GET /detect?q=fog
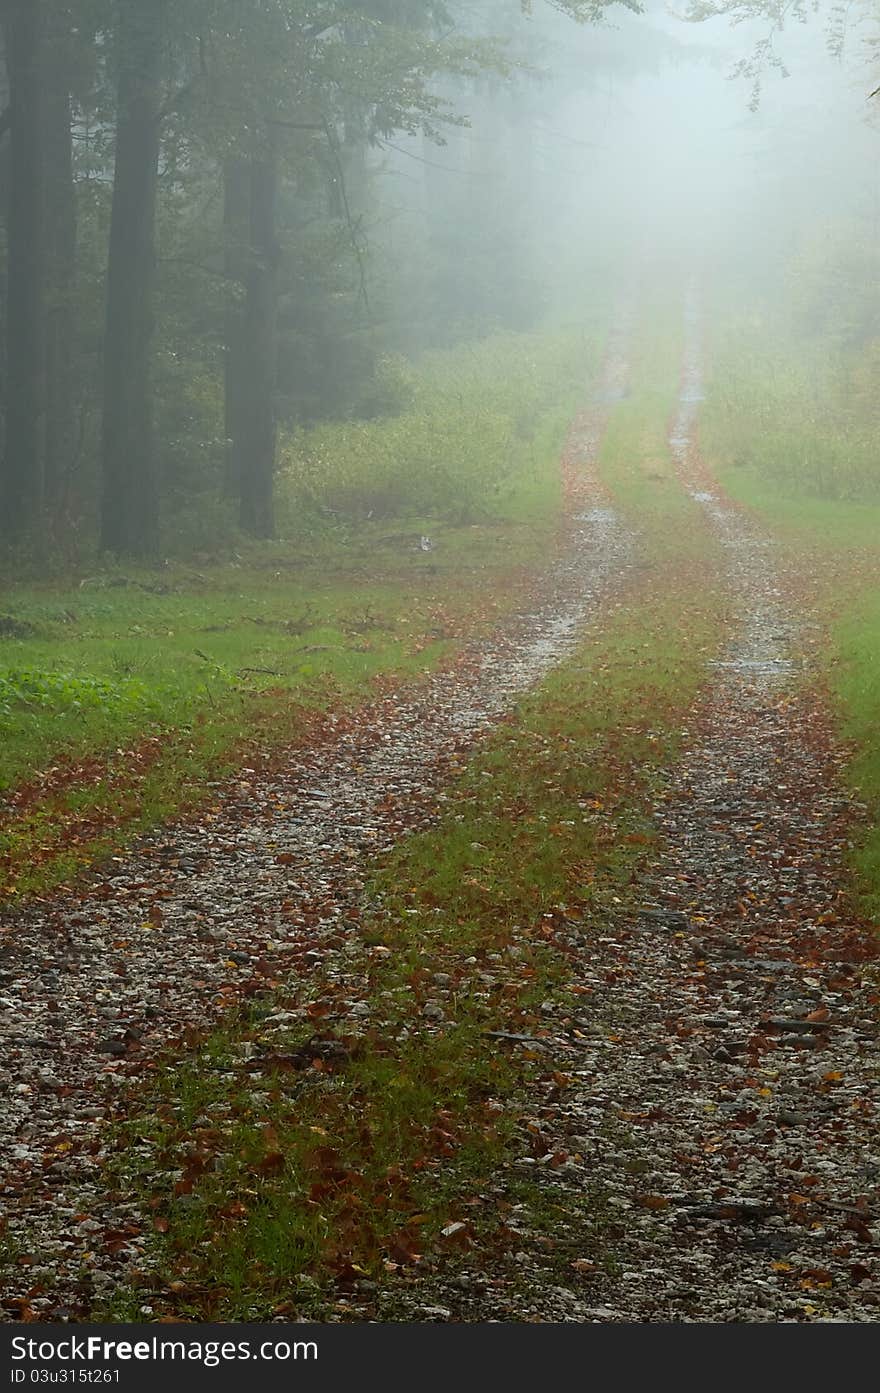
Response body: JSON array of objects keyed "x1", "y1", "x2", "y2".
[
  {"x1": 375, "y1": 1, "x2": 880, "y2": 337},
  {"x1": 2, "y1": 0, "x2": 878, "y2": 546}
]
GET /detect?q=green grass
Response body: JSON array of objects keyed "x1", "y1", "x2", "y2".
[
  {"x1": 89, "y1": 319, "x2": 729, "y2": 1323},
  {"x1": 827, "y1": 594, "x2": 880, "y2": 920},
  {"x1": 0, "y1": 574, "x2": 439, "y2": 790},
  {"x1": 701, "y1": 320, "x2": 880, "y2": 506},
  {"x1": 716, "y1": 468, "x2": 880, "y2": 552},
  {"x1": 702, "y1": 324, "x2": 880, "y2": 551},
  {"x1": 0, "y1": 568, "x2": 452, "y2": 898}
]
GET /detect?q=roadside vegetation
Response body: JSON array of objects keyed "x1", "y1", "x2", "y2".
[{"x1": 281, "y1": 331, "x2": 593, "y2": 528}]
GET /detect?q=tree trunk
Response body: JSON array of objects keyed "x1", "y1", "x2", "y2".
[
  {"x1": 236, "y1": 150, "x2": 278, "y2": 539},
  {"x1": 43, "y1": 6, "x2": 76, "y2": 511},
  {"x1": 1, "y1": 0, "x2": 45, "y2": 541},
  {"x1": 223, "y1": 157, "x2": 250, "y2": 499},
  {"x1": 0, "y1": 43, "x2": 11, "y2": 479},
  {"x1": 327, "y1": 110, "x2": 368, "y2": 224},
  {"x1": 99, "y1": 0, "x2": 165, "y2": 556}
]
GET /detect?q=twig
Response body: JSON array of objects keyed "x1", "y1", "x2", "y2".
[{"x1": 484, "y1": 1031, "x2": 551, "y2": 1048}]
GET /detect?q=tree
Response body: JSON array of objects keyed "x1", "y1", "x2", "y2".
[
  {"x1": 222, "y1": 156, "x2": 250, "y2": 499},
  {"x1": 683, "y1": 0, "x2": 880, "y2": 108},
  {"x1": 215, "y1": 0, "x2": 503, "y2": 537},
  {"x1": 0, "y1": 0, "x2": 643, "y2": 557},
  {"x1": 99, "y1": 0, "x2": 167, "y2": 556},
  {"x1": 44, "y1": 2, "x2": 77, "y2": 512},
  {"x1": 235, "y1": 144, "x2": 279, "y2": 538},
  {"x1": 0, "y1": 0, "x2": 46, "y2": 540}
]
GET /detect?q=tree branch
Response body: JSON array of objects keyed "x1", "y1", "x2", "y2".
[{"x1": 322, "y1": 118, "x2": 372, "y2": 320}]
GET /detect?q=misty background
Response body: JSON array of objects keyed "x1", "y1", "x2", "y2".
[
  {"x1": 378, "y1": 4, "x2": 880, "y2": 336},
  {"x1": 0, "y1": 0, "x2": 878, "y2": 558}
]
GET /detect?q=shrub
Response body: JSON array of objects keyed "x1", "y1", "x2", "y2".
[{"x1": 0, "y1": 669, "x2": 149, "y2": 724}]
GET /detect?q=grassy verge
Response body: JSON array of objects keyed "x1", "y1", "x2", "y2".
[
  {"x1": 0, "y1": 328, "x2": 596, "y2": 902},
  {"x1": 87, "y1": 322, "x2": 728, "y2": 1323},
  {"x1": 833, "y1": 598, "x2": 880, "y2": 919},
  {"x1": 0, "y1": 568, "x2": 466, "y2": 901}
]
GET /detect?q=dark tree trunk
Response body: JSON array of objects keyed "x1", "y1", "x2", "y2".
[
  {"x1": 1, "y1": 0, "x2": 45, "y2": 541},
  {"x1": 236, "y1": 150, "x2": 278, "y2": 540},
  {"x1": 328, "y1": 122, "x2": 368, "y2": 223},
  {"x1": 223, "y1": 157, "x2": 250, "y2": 499},
  {"x1": 99, "y1": 0, "x2": 165, "y2": 556},
  {"x1": 43, "y1": 6, "x2": 76, "y2": 510},
  {"x1": 0, "y1": 47, "x2": 10, "y2": 478}
]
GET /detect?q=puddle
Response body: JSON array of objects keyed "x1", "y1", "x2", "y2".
[{"x1": 712, "y1": 658, "x2": 795, "y2": 672}]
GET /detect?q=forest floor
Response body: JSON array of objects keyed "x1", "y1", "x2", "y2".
[{"x1": 2, "y1": 294, "x2": 879, "y2": 1323}]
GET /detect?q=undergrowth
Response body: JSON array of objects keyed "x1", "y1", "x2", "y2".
[{"x1": 280, "y1": 330, "x2": 595, "y2": 526}]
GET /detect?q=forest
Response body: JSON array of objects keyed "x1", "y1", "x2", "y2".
[
  {"x1": 3, "y1": 0, "x2": 880, "y2": 1341},
  {"x1": 0, "y1": 0, "x2": 636, "y2": 558}
]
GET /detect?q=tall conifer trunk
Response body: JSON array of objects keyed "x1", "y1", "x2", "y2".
[
  {"x1": 223, "y1": 157, "x2": 250, "y2": 499},
  {"x1": 235, "y1": 147, "x2": 278, "y2": 539},
  {"x1": 44, "y1": 4, "x2": 76, "y2": 510},
  {"x1": 1, "y1": 0, "x2": 45, "y2": 540},
  {"x1": 99, "y1": 0, "x2": 165, "y2": 555}
]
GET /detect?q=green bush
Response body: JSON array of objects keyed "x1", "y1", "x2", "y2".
[{"x1": 0, "y1": 669, "x2": 149, "y2": 723}]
